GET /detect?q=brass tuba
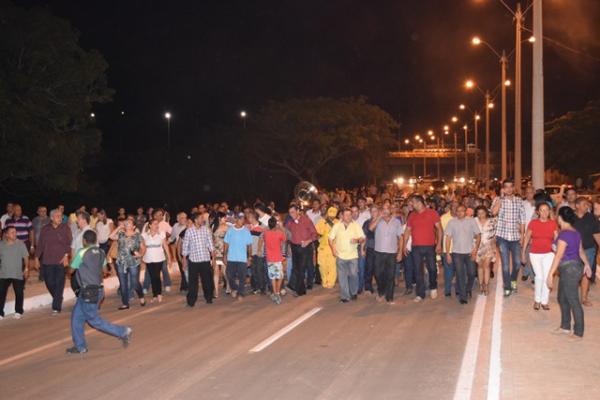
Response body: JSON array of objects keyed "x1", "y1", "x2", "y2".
[{"x1": 294, "y1": 181, "x2": 318, "y2": 208}]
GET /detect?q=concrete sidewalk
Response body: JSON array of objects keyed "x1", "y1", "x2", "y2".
[
  {"x1": 499, "y1": 279, "x2": 600, "y2": 400},
  {"x1": 3, "y1": 266, "x2": 183, "y2": 316}
]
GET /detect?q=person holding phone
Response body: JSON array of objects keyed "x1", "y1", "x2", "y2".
[{"x1": 110, "y1": 217, "x2": 146, "y2": 309}]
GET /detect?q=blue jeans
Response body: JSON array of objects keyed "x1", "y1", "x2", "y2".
[
  {"x1": 496, "y1": 237, "x2": 522, "y2": 290},
  {"x1": 227, "y1": 261, "x2": 247, "y2": 296},
  {"x1": 143, "y1": 261, "x2": 172, "y2": 290},
  {"x1": 117, "y1": 263, "x2": 143, "y2": 306},
  {"x1": 403, "y1": 251, "x2": 416, "y2": 290},
  {"x1": 451, "y1": 253, "x2": 476, "y2": 301},
  {"x1": 336, "y1": 258, "x2": 358, "y2": 300},
  {"x1": 584, "y1": 247, "x2": 597, "y2": 283},
  {"x1": 442, "y1": 253, "x2": 455, "y2": 296},
  {"x1": 411, "y1": 246, "x2": 438, "y2": 298},
  {"x1": 71, "y1": 289, "x2": 128, "y2": 351},
  {"x1": 358, "y1": 253, "x2": 366, "y2": 292}
]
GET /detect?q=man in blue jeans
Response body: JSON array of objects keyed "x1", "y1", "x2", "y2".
[
  {"x1": 403, "y1": 195, "x2": 443, "y2": 302},
  {"x1": 67, "y1": 230, "x2": 132, "y2": 354},
  {"x1": 223, "y1": 213, "x2": 253, "y2": 300},
  {"x1": 573, "y1": 197, "x2": 600, "y2": 306},
  {"x1": 492, "y1": 179, "x2": 526, "y2": 297}
]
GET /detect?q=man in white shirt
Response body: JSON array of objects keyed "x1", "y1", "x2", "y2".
[
  {"x1": 0, "y1": 203, "x2": 14, "y2": 230},
  {"x1": 71, "y1": 212, "x2": 94, "y2": 258},
  {"x1": 305, "y1": 199, "x2": 323, "y2": 226}
]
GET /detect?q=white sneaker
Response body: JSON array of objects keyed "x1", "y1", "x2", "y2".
[
  {"x1": 143, "y1": 288, "x2": 148, "y2": 295},
  {"x1": 414, "y1": 296, "x2": 423, "y2": 303},
  {"x1": 0, "y1": 315, "x2": 4, "y2": 320},
  {"x1": 14, "y1": 313, "x2": 22, "y2": 319},
  {"x1": 165, "y1": 286, "x2": 171, "y2": 293},
  {"x1": 430, "y1": 289, "x2": 438, "y2": 299}
]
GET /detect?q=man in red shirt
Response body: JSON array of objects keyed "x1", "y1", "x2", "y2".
[
  {"x1": 260, "y1": 217, "x2": 287, "y2": 304},
  {"x1": 403, "y1": 195, "x2": 443, "y2": 302},
  {"x1": 285, "y1": 205, "x2": 317, "y2": 296}
]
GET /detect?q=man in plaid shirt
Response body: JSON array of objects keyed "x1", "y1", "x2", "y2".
[
  {"x1": 492, "y1": 179, "x2": 526, "y2": 297},
  {"x1": 182, "y1": 213, "x2": 215, "y2": 306}
]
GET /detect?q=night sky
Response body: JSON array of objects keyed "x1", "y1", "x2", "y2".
[{"x1": 15, "y1": 0, "x2": 600, "y2": 163}]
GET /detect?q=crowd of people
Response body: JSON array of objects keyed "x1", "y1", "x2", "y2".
[{"x1": 0, "y1": 180, "x2": 598, "y2": 352}]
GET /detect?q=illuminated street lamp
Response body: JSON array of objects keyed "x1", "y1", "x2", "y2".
[
  {"x1": 451, "y1": 116, "x2": 458, "y2": 123},
  {"x1": 240, "y1": 110, "x2": 247, "y2": 128},
  {"x1": 90, "y1": 112, "x2": 95, "y2": 118},
  {"x1": 164, "y1": 112, "x2": 172, "y2": 151}
]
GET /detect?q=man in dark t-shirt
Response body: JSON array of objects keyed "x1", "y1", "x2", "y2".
[
  {"x1": 573, "y1": 197, "x2": 600, "y2": 306},
  {"x1": 66, "y1": 230, "x2": 133, "y2": 354}
]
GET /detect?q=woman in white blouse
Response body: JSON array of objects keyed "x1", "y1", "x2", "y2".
[{"x1": 141, "y1": 220, "x2": 172, "y2": 303}]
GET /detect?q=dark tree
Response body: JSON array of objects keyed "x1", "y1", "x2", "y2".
[
  {"x1": 545, "y1": 99, "x2": 600, "y2": 178},
  {"x1": 0, "y1": 2, "x2": 113, "y2": 193},
  {"x1": 247, "y1": 97, "x2": 398, "y2": 184}
]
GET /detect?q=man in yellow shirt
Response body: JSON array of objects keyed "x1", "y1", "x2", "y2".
[
  {"x1": 315, "y1": 207, "x2": 339, "y2": 288},
  {"x1": 328, "y1": 208, "x2": 365, "y2": 303}
]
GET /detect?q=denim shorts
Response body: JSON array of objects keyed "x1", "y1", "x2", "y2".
[{"x1": 268, "y1": 262, "x2": 284, "y2": 280}]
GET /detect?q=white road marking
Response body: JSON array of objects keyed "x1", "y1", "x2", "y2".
[
  {"x1": 249, "y1": 307, "x2": 322, "y2": 353},
  {"x1": 452, "y1": 293, "x2": 487, "y2": 400},
  {"x1": 0, "y1": 301, "x2": 170, "y2": 368},
  {"x1": 487, "y1": 268, "x2": 504, "y2": 400}
]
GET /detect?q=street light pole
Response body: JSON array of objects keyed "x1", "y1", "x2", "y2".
[
  {"x1": 485, "y1": 92, "x2": 491, "y2": 189},
  {"x1": 454, "y1": 132, "x2": 458, "y2": 177},
  {"x1": 474, "y1": 115, "x2": 479, "y2": 179},
  {"x1": 164, "y1": 112, "x2": 172, "y2": 151},
  {"x1": 531, "y1": 0, "x2": 545, "y2": 189},
  {"x1": 501, "y1": 50, "x2": 508, "y2": 180},
  {"x1": 514, "y1": 2, "x2": 523, "y2": 192},
  {"x1": 463, "y1": 125, "x2": 469, "y2": 177}
]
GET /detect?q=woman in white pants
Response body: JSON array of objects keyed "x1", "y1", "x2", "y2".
[{"x1": 522, "y1": 203, "x2": 558, "y2": 310}]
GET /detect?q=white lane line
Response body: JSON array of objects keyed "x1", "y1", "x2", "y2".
[
  {"x1": 0, "y1": 301, "x2": 171, "y2": 368},
  {"x1": 487, "y1": 267, "x2": 504, "y2": 400},
  {"x1": 249, "y1": 307, "x2": 322, "y2": 353},
  {"x1": 453, "y1": 293, "x2": 487, "y2": 400}
]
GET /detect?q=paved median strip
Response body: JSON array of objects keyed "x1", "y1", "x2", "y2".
[
  {"x1": 452, "y1": 293, "x2": 487, "y2": 400},
  {"x1": 249, "y1": 307, "x2": 322, "y2": 353}
]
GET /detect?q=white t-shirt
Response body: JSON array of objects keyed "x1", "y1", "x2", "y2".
[
  {"x1": 306, "y1": 209, "x2": 322, "y2": 226},
  {"x1": 356, "y1": 209, "x2": 371, "y2": 227},
  {"x1": 96, "y1": 219, "x2": 113, "y2": 244},
  {"x1": 142, "y1": 231, "x2": 166, "y2": 263},
  {"x1": 259, "y1": 214, "x2": 271, "y2": 228},
  {"x1": 71, "y1": 225, "x2": 94, "y2": 256},
  {"x1": 523, "y1": 200, "x2": 536, "y2": 224}
]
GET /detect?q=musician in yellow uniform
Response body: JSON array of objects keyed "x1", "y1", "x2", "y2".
[{"x1": 315, "y1": 207, "x2": 339, "y2": 288}]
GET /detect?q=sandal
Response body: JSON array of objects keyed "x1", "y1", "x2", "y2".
[
  {"x1": 533, "y1": 302, "x2": 541, "y2": 310},
  {"x1": 541, "y1": 304, "x2": 550, "y2": 311}
]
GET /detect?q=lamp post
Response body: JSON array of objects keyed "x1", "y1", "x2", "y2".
[
  {"x1": 164, "y1": 112, "x2": 172, "y2": 151},
  {"x1": 471, "y1": 37, "x2": 509, "y2": 180},
  {"x1": 451, "y1": 116, "x2": 459, "y2": 177},
  {"x1": 240, "y1": 110, "x2": 247, "y2": 128},
  {"x1": 458, "y1": 104, "x2": 481, "y2": 179},
  {"x1": 463, "y1": 124, "x2": 469, "y2": 177},
  {"x1": 531, "y1": 1, "x2": 544, "y2": 189},
  {"x1": 465, "y1": 80, "x2": 494, "y2": 188}
]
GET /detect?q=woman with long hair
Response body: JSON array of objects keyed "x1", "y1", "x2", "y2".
[
  {"x1": 522, "y1": 203, "x2": 558, "y2": 310},
  {"x1": 110, "y1": 217, "x2": 146, "y2": 309},
  {"x1": 547, "y1": 207, "x2": 592, "y2": 339},
  {"x1": 474, "y1": 205, "x2": 495, "y2": 295}
]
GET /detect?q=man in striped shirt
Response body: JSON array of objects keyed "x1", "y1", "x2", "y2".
[
  {"x1": 4, "y1": 204, "x2": 34, "y2": 251},
  {"x1": 182, "y1": 213, "x2": 215, "y2": 306}
]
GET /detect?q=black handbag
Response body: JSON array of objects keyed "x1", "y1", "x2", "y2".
[{"x1": 80, "y1": 284, "x2": 101, "y2": 303}]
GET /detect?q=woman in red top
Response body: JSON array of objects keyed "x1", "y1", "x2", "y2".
[{"x1": 522, "y1": 203, "x2": 558, "y2": 310}]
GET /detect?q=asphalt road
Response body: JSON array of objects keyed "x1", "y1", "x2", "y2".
[{"x1": 0, "y1": 279, "x2": 483, "y2": 400}]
